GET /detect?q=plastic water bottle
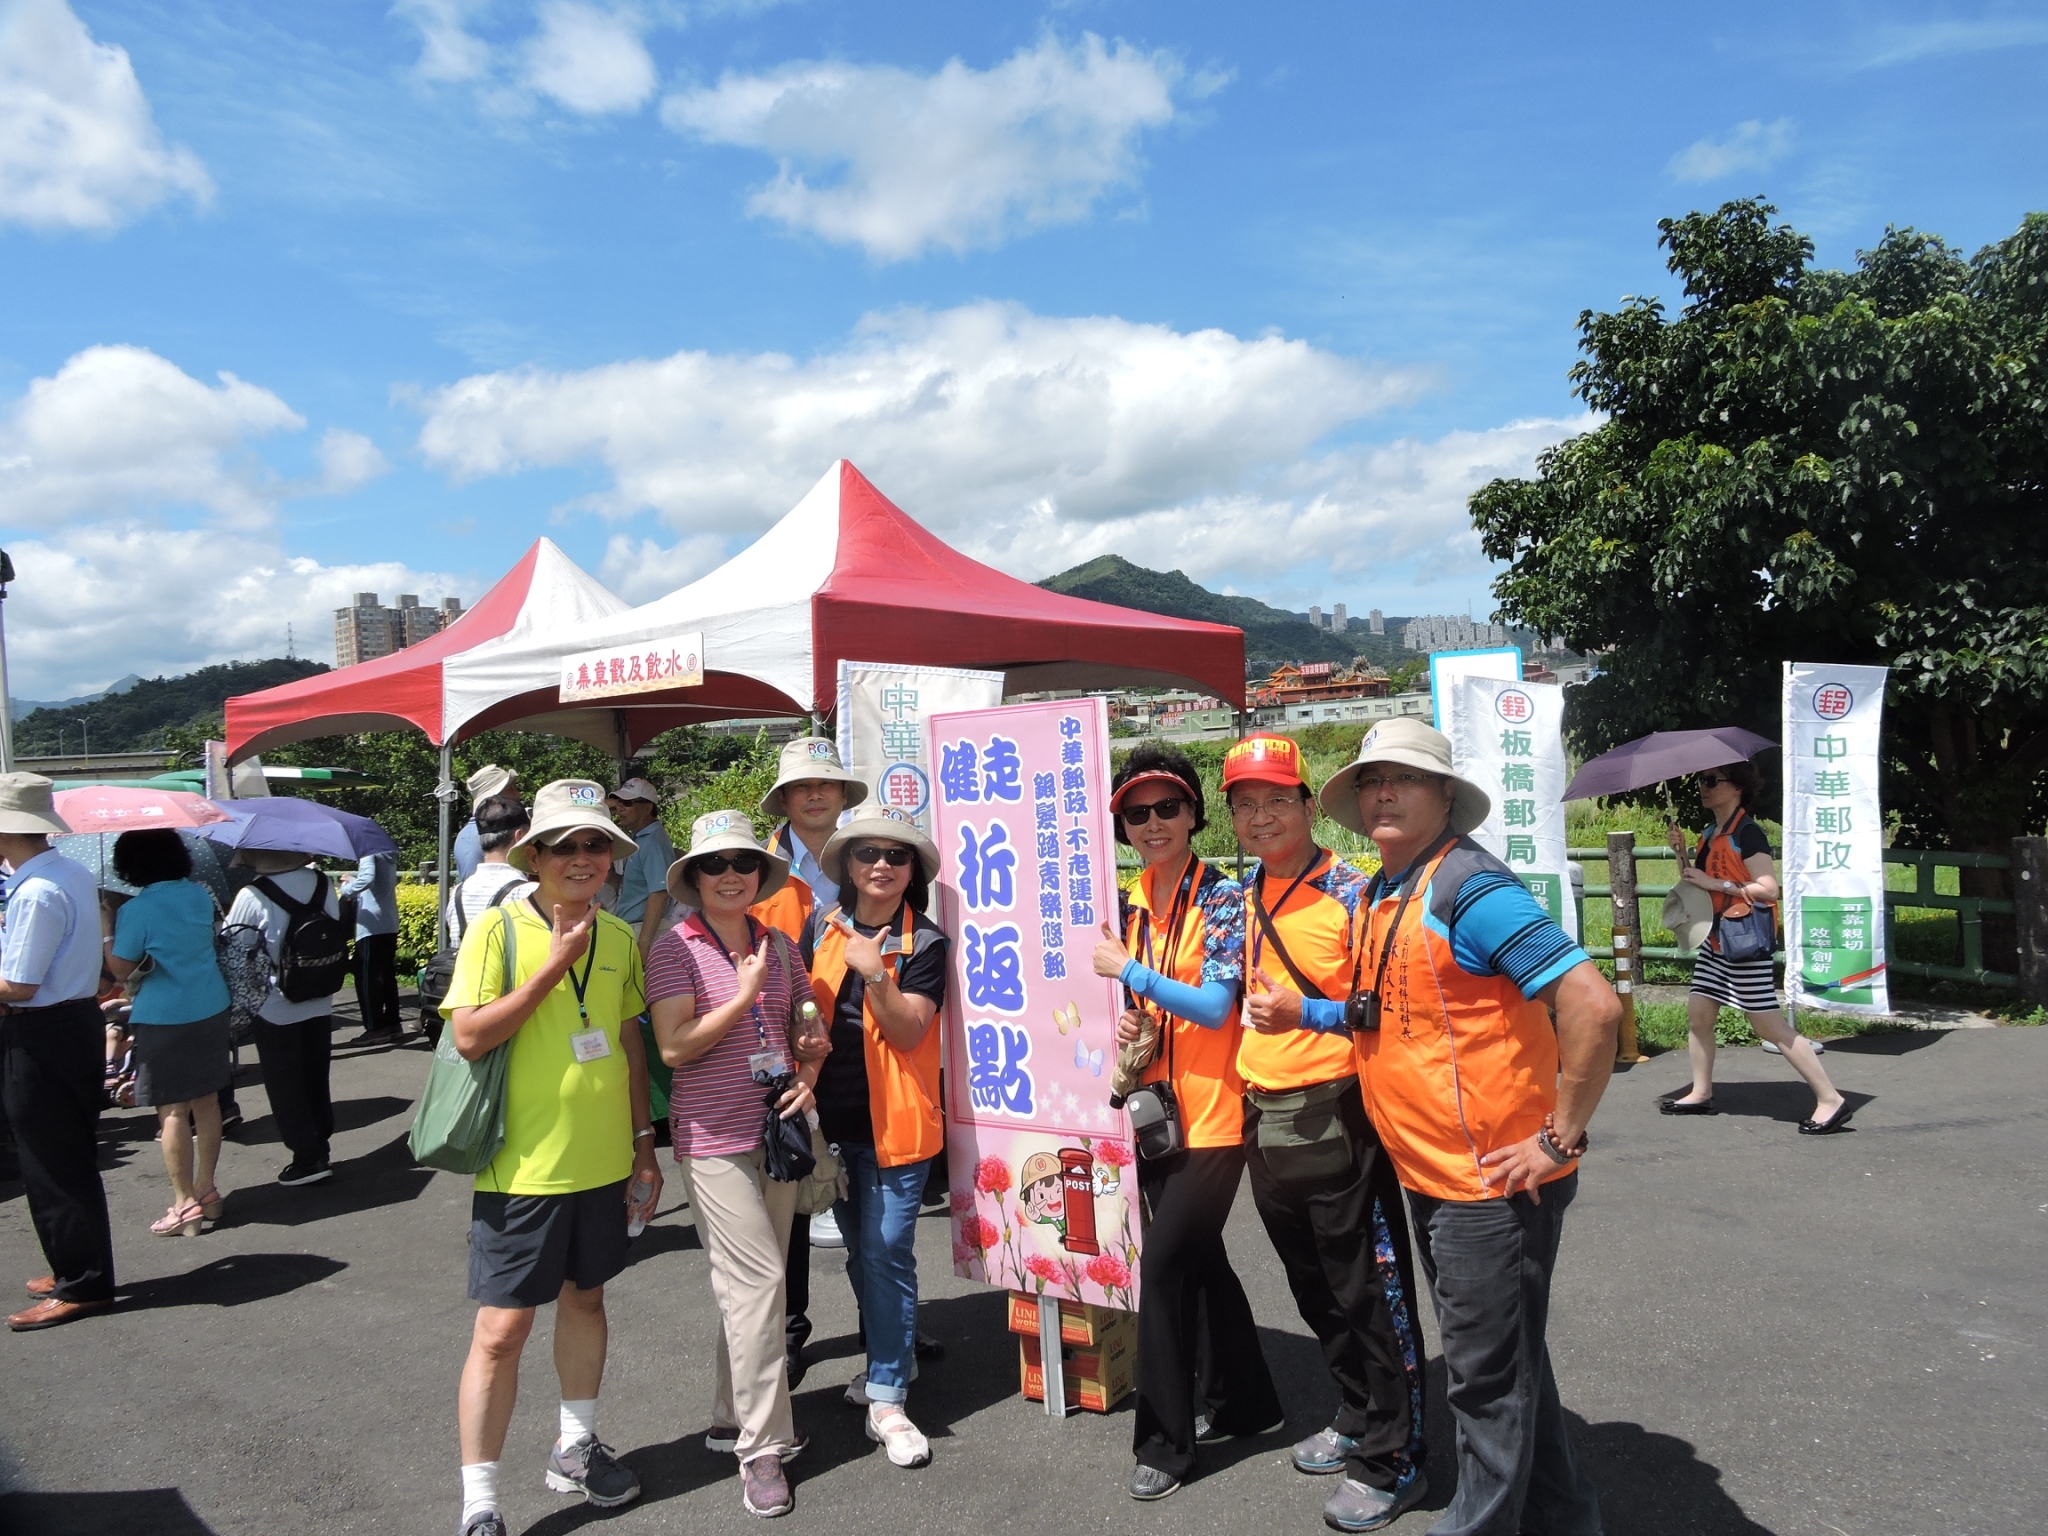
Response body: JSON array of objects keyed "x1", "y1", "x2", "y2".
[
  {"x1": 798, "y1": 999, "x2": 821, "y2": 1042},
  {"x1": 626, "y1": 1175, "x2": 654, "y2": 1239}
]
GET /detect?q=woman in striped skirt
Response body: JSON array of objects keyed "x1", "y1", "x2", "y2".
[{"x1": 1660, "y1": 761, "x2": 1851, "y2": 1134}]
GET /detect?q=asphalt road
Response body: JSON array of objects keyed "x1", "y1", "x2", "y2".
[{"x1": 2, "y1": 1007, "x2": 2043, "y2": 1536}]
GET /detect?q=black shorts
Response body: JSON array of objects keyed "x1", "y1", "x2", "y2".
[{"x1": 468, "y1": 1179, "x2": 630, "y2": 1308}]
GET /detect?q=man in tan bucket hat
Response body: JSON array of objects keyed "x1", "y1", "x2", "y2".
[{"x1": 0, "y1": 774, "x2": 117, "y2": 1331}]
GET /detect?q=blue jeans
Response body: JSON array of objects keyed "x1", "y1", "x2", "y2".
[
  {"x1": 835, "y1": 1145, "x2": 927, "y2": 1404},
  {"x1": 1407, "y1": 1172, "x2": 1602, "y2": 1536}
]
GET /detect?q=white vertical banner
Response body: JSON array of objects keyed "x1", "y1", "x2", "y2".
[
  {"x1": 1783, "y1": 663, "x2": 1890, "y2": 1015},
  {"x1": 1429, "y1": 645, "x2": 1523, "y2": 741},
  {"x1": 837, "y1": 660, "x2": 1005, "y2": 835},
  {"x1": 1449, "y1": 677, "x2": 1577, "y2": 940}
]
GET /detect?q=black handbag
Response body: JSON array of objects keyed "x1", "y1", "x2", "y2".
[
  {"x1": 1125, "y1": 1078, "x2": 1184, "y2": 1161},
  {"x1": 760, "y1": 1073, "x2": 817, "y2": 1183}
]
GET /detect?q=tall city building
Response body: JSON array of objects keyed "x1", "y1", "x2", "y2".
[
  {"x1": 1368, "y1": 608, "x2": 1385, "y2": 635},
  {"x1": 335, "y1": 592, "x2": 466, "y2": 668},
  {"x1": 1400, "y1": 614, "x2": 1509, "y2": 652},
  {"x1": 1333, "y1": 603, "x2": 1348, "y2": 634},
  {"x1": 1308, "y1": 605, "x2": 1323, "y2": 631}
]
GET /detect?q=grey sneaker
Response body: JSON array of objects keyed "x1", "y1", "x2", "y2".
[
  {"x1": 1129, "y1": 1463, "x2": 1181, "y2": 1501},
  {"x1": 1323, "y1": 1470, "x2": 1427, "y2": 1532},
  {"x1": 545, "y1": 1434, "x2": 641, "y2": 1508},
  {"x1": 1196, "y1": 1411, "x2": 1286, "y2": 1444},
  {"x1": 459, "y1": 1515, "x2": 506, "y2": 1536},
  {"x1": 1293, "y1": 1425, "x2": 1361, "y2": 1475},
  {"x1": 741, "y1": 1453, "x2": 792, "y2": 1517}
]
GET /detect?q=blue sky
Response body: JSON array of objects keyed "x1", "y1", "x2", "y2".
[{"x1": 3, "y1": 0, "x2": 2045, "y2": 695}]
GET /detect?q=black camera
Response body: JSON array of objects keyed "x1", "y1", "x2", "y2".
[{"x1": 1344, "y1": 990, "x2": 1381, "y2": 1033}]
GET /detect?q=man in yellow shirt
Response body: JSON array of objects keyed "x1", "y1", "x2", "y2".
[{"x1": 441, "y1": 780, "x2": 662, "y2": 1536}]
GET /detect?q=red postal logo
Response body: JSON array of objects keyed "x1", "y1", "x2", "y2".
[
  {"x1": 1494, "y1": 688, "x2": 1535, "y2": 724},
  {"x1": 1813, "y1": 684, "x2": 1854, "y2": 721}
]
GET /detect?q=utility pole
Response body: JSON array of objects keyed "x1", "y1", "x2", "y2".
[
  {"x1": 0, "y1": 550, "x2": 13, "y2": 773},
  {"x1": 68, "y1": 717, "x2": 89, "y2": 762},
  {"x1": 287, "y1": 621, "x2": 295, "y2": 661}
]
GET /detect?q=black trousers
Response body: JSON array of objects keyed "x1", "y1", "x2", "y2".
[
  {"x1": 351, "y1": 932, "x2": 403, "y2": 1035},
  {"x1": 785, "y1": 1206, "x2": 812, "y2": 1350},
  {"x1": 1, "y1": 1000, "x2": 116, "y2": 1302},
  {"x1": 1133, "y1": 1142, "x2": 1282, "y2": 1480},
  {"x1": 253, "y1": 1016, "x2": 334, "y2": 1162},
  {"x1": 1243, "y1": 1080, "x2": 1427, "y2": 1490}
]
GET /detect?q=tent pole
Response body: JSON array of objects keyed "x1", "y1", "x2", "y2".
[{"x1": 435, "y1": 742, "x2": 454, "y2": 952}]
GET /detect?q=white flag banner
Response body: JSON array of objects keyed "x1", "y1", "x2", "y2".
[
  {"x1": 1449, "y1": 677, "x2": 1578, "y2": 940},
  {"x1": 837, "y1": 661, "x2": 1005, "y2": 834},
  {"x1": 1783, "y1": 662, "x2": 1890, "y2": 1015},
  {"x1": 1429, "y1": 645, "x2": 1523, "y2": 742}
]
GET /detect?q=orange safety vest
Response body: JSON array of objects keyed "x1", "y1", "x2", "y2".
[
  {"x1": 1355, "y1": 839, "x2": 1571, "y2": 1202},
  {"x1": 750, "y1": 823, "x2": 818, "y2": 942},
  {"x1": 808, "y1": 903, "x2": 942, "y2": 1169},
  {"x1": 1700, "y1": 806, "x2": 1771, "y2": 952},
  {"x1": 1236, "y1": 849, "x2": 1367, "y2": 1093},
  {"x1": 1126, "y1": 854, "x2": 1246, "y2": 1149}
]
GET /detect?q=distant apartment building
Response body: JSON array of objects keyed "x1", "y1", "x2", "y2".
[
  {"x1": 1401, "y1": 614, "x2": 1509, "y2": 652},
  {"x1": 334, "y1": 592, "x2": 465, "y2": 668},
  {"x1": 1367, "y1": 609, "x2": 1385, "y2": 635},
  {"x1": 1308, "y1": 605, "x2": 1323, "y2": 631}
]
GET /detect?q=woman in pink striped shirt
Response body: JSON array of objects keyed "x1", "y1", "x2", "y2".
[{"x1": 648, "y1": 811, "x2": 827, "y2": 1518}]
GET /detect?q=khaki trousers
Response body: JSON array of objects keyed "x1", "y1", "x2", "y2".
[{"x1": 687, "y1": 1148, "x2": 799, "y2": 1462}]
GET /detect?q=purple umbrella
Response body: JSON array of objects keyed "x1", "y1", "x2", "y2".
[
  {"x1": 197, "y1": 796, "x2": 399, "y2": 861},
  {"x1": 1562, "y1": 728, "x2": 1777, "y2": 802}
]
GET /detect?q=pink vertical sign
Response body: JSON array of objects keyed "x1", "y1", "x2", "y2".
[{"x1": 927, "y1": 697, "x2": 1138, "y2": 1310}]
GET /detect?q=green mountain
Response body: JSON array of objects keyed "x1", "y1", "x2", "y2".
[
  {"x1": 1038, "y1": 555, "x2": 1407, "y2": 676},
  {"x1": 13, "y1": 657, "x2": 329, "y2": 757}
]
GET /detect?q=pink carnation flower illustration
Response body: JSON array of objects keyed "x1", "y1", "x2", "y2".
[
  {"x1": 1024, "y1": 1254, "x2": 1062, "y2": 1283},
  {"x1": 1085, "y1": 1253, "x2": 1131, "y2": 1290},
  {"x1": 974, "y1": 1156, "x2": 1012, "y2": 1195},
  {"x1": 951, "y1": 1189, "x2": 977, "y2": 1216},
  {"x1": 1095, "y1": 1140, "x2": 1133, "y2": 1168}
]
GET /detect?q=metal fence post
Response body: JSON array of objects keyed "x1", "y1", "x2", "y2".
[
  {"x1": 2014, "y1": 836, "x2": 2048, "y2": 1010},
  {"x1": 1606, "y1": 830, "x2": 1645, "y2": 1063}
]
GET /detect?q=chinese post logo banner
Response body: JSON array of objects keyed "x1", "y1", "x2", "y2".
[
  {"x1": 1783, "y1": 663, "x2": 1890, "y2": 1015},
  {"x1": 559, "y1": 631, "x2": 703, "y2": 702},
  {"x1": 927, "y1": 698, "x2": 1139, "y2": 1311},
  {"x1": 837, "y1": 661, "x2": 1005, "y2": 835},
  {"x1": 1449, "y1": 677, "x2": 1578, "y2": 940}
]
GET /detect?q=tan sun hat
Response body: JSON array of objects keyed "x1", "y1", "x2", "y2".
[
  {"x1": 467, "y1": 763, "x2": 516, "y2": 801},
  {"x1": 1317, "y1": 717, "x2": 1492, "y2": 837},
  {"x1": 1661, "y1": 881, "x2": 1716, "y2": 953},
  {"x1": 820, "y1": 803, "x2": 940, "y2": 885},
  {"x1": 0, "y1": 773, "x2": 72, "y2": 838},
  {"x1": 758, "y1": 736, "x2": 869, "y2": 821},
  {"x1": 665, "y1": 810, "x2": 790, "y2": 908},
  {"x1": 1019, "y1": 1151, "x2": 1062, "y2": 1191},
  {"x1": 508, "y1": 779, "x2": 637, "y2": 872},
  {"x1": 235, "y1": 847, "x2": 313, "y2": 875}
]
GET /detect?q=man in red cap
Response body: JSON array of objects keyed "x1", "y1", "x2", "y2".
[{"x1": 1222, "y1": 734, "x2": 1428, "y2": 1530}]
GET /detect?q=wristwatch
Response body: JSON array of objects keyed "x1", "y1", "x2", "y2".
[
  {"x1": 1722, "y1": 879, "x2": 1737, "y2": 894},
  {"x1": 863, "y1": 967, "x2": 889, "y2": 988}
]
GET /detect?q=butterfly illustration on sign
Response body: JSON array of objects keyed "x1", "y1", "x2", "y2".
[
  {"x1": 1074, "y1": 1038, "x2": 1103, "y2": 1077},
  {"x1": 1052, "y1": 1002, "x2": 1082, "y2": 1036}
]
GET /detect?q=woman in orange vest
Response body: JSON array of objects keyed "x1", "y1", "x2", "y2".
[
  {"x1": 798, "y1": 804, "x2": 948, "y2": 1470},
  {"x1": 1089, "y1": 744, "x2": 1281, "y2": 1502},
  {"x1": 1662, "y1": 759, "x2": 1849, "y2": 1131}
]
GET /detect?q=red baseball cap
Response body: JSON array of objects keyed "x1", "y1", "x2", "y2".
[{"x1": 1221, "y1": 734, "x2": 1308, "y2": 793}]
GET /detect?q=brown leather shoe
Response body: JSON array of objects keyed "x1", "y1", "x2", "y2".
[
  {"x1": 7, "y1": 1296, "x2": 112, "y2": 1331},
  {"x1": 25, "y1": 1275, "x2": 55, "y2": 1298}
]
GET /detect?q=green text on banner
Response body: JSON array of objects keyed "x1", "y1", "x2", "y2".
[{"x1": 1782, "y1": 662, "x2": 1890, "y2": 1015}]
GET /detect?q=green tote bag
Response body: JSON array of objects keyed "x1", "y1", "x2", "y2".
[{"x1": 408, "y1": 908, "x2": 518, "y2": 1175}]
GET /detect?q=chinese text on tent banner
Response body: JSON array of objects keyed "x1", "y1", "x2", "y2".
[
  {"x1": 927, "y1": 698, "x2": 1139, "y2": 1310},
  {"x1": 837, "y1": 660, "x2": 1004, "y2": 835},
  {"x1": 1783, "y1": 663, "x2": 1890, "y2": 1015},
  {"x1": 1449, "y1": 677, "x2": 1578, "y2": 941}
]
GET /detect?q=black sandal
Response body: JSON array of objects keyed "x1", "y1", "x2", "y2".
[
  {"x1": 1798, "y1": 1102, "x2": 1854, "y2": 1135},
  {"x1": 1659, "y1": 1096, "x2": 1718, "y2": 1116}
]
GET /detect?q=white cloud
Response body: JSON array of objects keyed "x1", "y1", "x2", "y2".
[
  {"x1": 662, "y1": 33, "x2": 1185, "y2": 259},
  {"x1": 408, "y1": 299, "x2": 1577, "y2": 605},
  {"x1": 523, "y1": 1, "x2": 654, "y2": 114},
  {"x1": 1667, "y1": 118, "x2": 1796, "y2": 184},
  {"x1": 5, "y1": 521, "x2": 461, "y2": 697},
  {"x1": 0, "y1": 344, "x2": 303, "y2": 526},
  {"x1": 0, "y1": 0, "x2": 212, "y2": 232},
  {"x1": 414, "y1": 300, "x2": 1424, "y2": 531},
  {"x1": 392, "y1": 0, "x2": 493, "y2": 83},
  {"x1": 315, "y1": 428, "x2": 392, "y2": 494},
  {"x1": 1853, "y1": 16, "x2": 2048, "y2": 68}
]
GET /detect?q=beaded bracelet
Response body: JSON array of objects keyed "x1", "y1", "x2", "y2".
[{"x1": 1536, "y1": 1112, "x2": 1588, "y2": 1165}]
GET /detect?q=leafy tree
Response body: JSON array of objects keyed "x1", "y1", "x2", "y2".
[{"x1": 1471, "y1": 199, "x2": 2048, "y2": 929}]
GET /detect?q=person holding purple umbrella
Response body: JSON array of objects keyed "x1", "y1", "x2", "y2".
[{"x1": 1661, "y1": 761, "x2": 1850, "y2": 1134}]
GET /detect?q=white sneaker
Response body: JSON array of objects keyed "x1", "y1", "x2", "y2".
[
  {"x1": 865, "y1": 1402, "x2": 931, "y2": 1467},
  {"x1": 1763, "y1": 1038, "x2": 1825, "y2": 1055},
  {"x1": 809, "y1": 1209, "x2": 845, "y2": 1248},
  {"x1": 843, "y1": 1361, "x2": 919, "y2": 1404}
]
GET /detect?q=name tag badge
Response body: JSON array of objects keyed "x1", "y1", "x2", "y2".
[
  {"x1": 569, "y1": 1028, "x2": 612, "y2": 1064},
  {"x1": 748, "y1": 1051, "x2": 789, "y2": 1079}
]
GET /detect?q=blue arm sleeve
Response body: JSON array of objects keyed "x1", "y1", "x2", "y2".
[
  {"x1": 1298, "y1": 996, "x2": 1351, "y2": 1034},
  {"x1": 1119, "y1": 961, "x2": 1236, "y2": 1029}
]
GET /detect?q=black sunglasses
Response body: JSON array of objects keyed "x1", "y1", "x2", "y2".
[
  {"x1": 1120, "y1": 796, "x2": 1188, "y2": 826},
  {"x1": 540, "y1": 834, "x2": 613, "y2": 857},
  {"x1": 1697, "y1": 774, "x2": 1731, "y2": 789},
  {"x1": 849, "y1": 844, "x2": 914, "y2": 867},
  {"x1": 694, "y1": 852, "x2": 766, "y2": 876}
]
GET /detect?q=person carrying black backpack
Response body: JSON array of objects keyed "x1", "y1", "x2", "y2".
[{"x1": 220, "y1": 848, "x2": 350, "y2": 1185}]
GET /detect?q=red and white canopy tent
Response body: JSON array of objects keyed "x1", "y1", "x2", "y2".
[{"x1": 438, "y1": 459, "x2": 1247, "y2": 746}]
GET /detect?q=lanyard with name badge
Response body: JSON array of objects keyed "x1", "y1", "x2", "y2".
[
  {"x1": 692, "y1": 912, "x2": 787, "y2": 1081},
  {"x1": 533, "y1": 897, "x2": 612, "y2": 1064}
]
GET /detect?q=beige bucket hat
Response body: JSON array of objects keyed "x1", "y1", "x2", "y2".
[
  {"x1": 467, "y1": 763, "x2": 516, "y2": 801},
  {"x1": 235, "y1": 847, "x2": 315, "y2": 875},
  {"x1": 758, "y1": 736, "x2": 869, "y2": 821},
  {"x1": 1317, "y1": 718, "x2": 1492, "y2": 837},
  {"x1": 508, "y1": 779, "x2": 637, "y2": 871},
  {"x1": 1661, "y1": 881, "x2": 1716, "y2": 953},
  {"x1": 820, "y1": 803, "x2": 940, "y2": 885},
  {"x1": 0, "y1": 773, "x2": 72, "y2": 838},
  {"x1": 665, "y1": 810, "x2": 790, "y2": 908}
]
